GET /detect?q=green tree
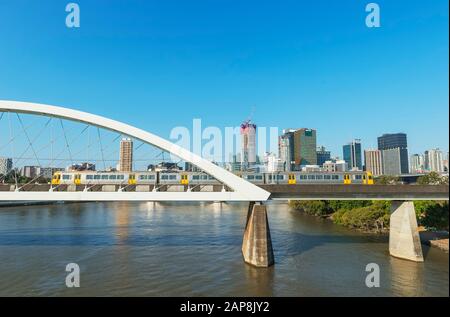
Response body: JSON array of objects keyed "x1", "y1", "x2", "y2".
[
  {"x1": 417, "y1": 172, "x2": 448, "y2": 185},
  {"x1": 289, "y1": 200, "x2": 331, "y2": 217},
  {"x1": 414, "y1": 201, "x2": 449, "y2": 230},
  {"x1": 375, "y1": 175, "x2": 400, "y2": 185}
]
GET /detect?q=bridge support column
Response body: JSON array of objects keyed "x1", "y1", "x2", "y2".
[
  {"x1": 389, "y1": 201, "x2": 424, "y2": 262},
  {"x1": 242, "y1": 202, "x2": 274, "y2": 267}
]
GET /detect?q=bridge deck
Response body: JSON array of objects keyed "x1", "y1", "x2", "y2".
[
  {"x1": 260, "y1": 184, "x2": 449, "y2": 200},
  {"x1": 0, "y1": 184, "x2": 448, "y2": 201}
]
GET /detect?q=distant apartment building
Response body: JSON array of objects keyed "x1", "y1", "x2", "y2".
[
  {"x1": 426, "y1": 148, "x2": 445, "y2": 173},
  {"x1": 316, "y1": 146, "x2": 331, "y2": 167},
  {"x1": 263, "y1": 152, "x2": 284, "y2": 173},
  {"x1": 67, "y1": 162, "x2": 96, "y2": 172},
  {"x1": 323, "y1": 160, "x2": 348, "y2": 172},
  {"x1": 0, "y1": 157, "x2": 13, "y2": 175},
  {"x1": 240, "y1": 120, "x2": 257, "y2": 171},
  {"x1": 410, "y1": 154, "x2": 425, "y2": 173},
  {"x1": 21, "y1": 166, "x2": 40, "y2": 178},
  {"x1": 343, "y1": 139, "x2": 362, "y2": 171},
  {"x1": 364, "y1": 149, "x2": 383, "y2": 176},
  {"x1": 119, "y1": 138, "x2": 133, "y2": 172},
  {"x1": 293, "y1": 128, "x2": 317, "y2": 168},
  {"x1": 378, "y1": 133, "x2": 409, "y2": 175}
]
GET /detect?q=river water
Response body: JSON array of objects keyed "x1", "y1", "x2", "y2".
[{"x1": 0, "y1": 201, "x2": 448, "y2": 296}]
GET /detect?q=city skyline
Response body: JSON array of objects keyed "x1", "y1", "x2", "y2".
[{"x1": 0, "y1": 0, "x2": 448, "y2": 158}]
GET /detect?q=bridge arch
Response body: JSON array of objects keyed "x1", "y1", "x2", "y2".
[{"x1": 0, "y1": 100, "x2": 270, "y2": 202}]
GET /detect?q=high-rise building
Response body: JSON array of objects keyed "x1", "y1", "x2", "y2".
[
  {"x1": 0, "y1": 157, "x2": 13, "y2": 176},
  {"x1": 426, "y1": 148, "x2": 445, "y2": 173},
  {"x1": 278, "y1": 129, "x2": 296, "y2": 171},
  {"x1": 240, "y1": 120, "x2": 256, "y2": 171},
  {"x1": 444, "y1": 152, "x2": 449, "y2": 173},
  {"x1": 119, "y1": 138, "x2": 133, "y2": 172},
  {"x1": 364, "y1": 149, "x2": 383, "y2": 176},
  {"x1": 410, "y1": 154, "x2": 425, "y2": 173},
  {"x1": 343, "y1": 139, "x2": 362, "y2": 171},
  {"x1": 293, "y1": 128, "x2": 317, "y2": 168},
  {"x1": 316, "y1": 146, "x2": 331, "y2": 167},
  {"x1": 378, "y1": 133, "x2": 409, "y2": 175}
]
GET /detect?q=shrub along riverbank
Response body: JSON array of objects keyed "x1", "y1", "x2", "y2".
[{"x1": 289, "y1": 200, "x2": 449, "y2": 233}]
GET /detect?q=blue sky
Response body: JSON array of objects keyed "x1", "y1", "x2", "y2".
[{"x1": 0, "y1": 0, "x2": 448, "y2": 158}]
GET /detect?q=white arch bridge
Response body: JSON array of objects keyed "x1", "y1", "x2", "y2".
[
  {"x1": 1, "y1": 100, "x2": 448, "y2": 267},
  {"x1": 0, "y1": 100, "x2": 270, "y2": 202}
]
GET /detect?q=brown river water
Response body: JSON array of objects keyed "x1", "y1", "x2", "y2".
[{"x1": 0, "y1": 201, "x2": 448, "y2": 296}]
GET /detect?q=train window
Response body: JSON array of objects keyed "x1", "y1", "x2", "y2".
[
  {"x1": 355, "y1": 175, "x2": 362, "y2": 180},
  {"x1": 161, "y1": 175, "x2": 168, "y2": 180},
  {"x1": 169, "y1": 175, "x2": 177, "y2": 180},
  {"x1": 149, "y1": 175, "x2": 155, "y2": 180},
  {"x1": 208, "y1": 176, "x2": 214, "y2": 180},
  {"x1": 247, "y1": 175, "x2": 255, "y2": 180},
  {"x1": 118, "y1": 175, "x2": 124, "y2": 180},
  {"x1": 316, "y1": 175, "x2": 323, "y2": 180},
  {"x1": 324, "y1": 175, "x2": 331, "y2": 180},
  {"x1": 139, "y1": 175, "x2": 147, "y2": 180},
  {"x1": 192, "y1": 175, "x2": 200, "y2": 180},
  {"x1": 94, "y1": 175, "x2": 100, "y2": 180},
  {"x1": 62, "y1": 175, "x2": 71, "y2": 180},
  {"x1": 255, "y1": 175, "x2": 263, "y2": 180},
  {"x1": 109, "y1": 175, "x2": 117, "y2": 180},
  {"x1": 268, "y1": 175, "x2": 273, "y2": 180},
  {"x1": 101, "y1": 175, "x2": 109, "y2": 180},
  {"x1": 201, "y1": 175, "x2": 208, "y2": 180},
  {"x1": 307, "y1": 175, "x2": 315, "y2": 180},
  {"x1": 86, "y1": 175, "x2": 93, "y2": 180},
  {"x1": 277, "y1": 175, "x2": 284, "y2": 180}
]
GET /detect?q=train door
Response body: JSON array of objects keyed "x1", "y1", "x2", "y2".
[
  {"x1": 362, "y1": 172, "x2": 374, "y2": 185},
  {"x1": 343, "y1": 174, "x2": 351, "y2": 185},
  {"x1": 74, "y1": 174, "x2": 81, "y2": 185},
  {"x1": 51, "y1": 173, "x2": 61, "y2": 185},
  {"x1": 288, "y1": 173, "x2": 296, "y2": 185},
  {"x1": 128, "y1": 174, "x2": 136, "y2": 185},
  {"x1": 180, "y1": 174, "x2": 189, "y2": 185}
]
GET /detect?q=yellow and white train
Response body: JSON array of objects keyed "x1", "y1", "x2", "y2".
[{"x1": 52, "y1": 171, "x2": 374, "y2": 186}]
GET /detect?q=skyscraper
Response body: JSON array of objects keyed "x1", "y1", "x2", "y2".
[
  {"x1": 343, "y1": 139, "x2": 362, "y2": 171},
  {"x1": 0, "y1": 157, "x2": 13, "y2": 176},
  {"x1": 119, "y1": 138, "x2": 133, "y2": 172},
  {"x1": 426, "y1": 148, "x2": 445, "y2": 173},
  {"x1": 240, "y1": 120, "x2": 256, "y2": 171},
  {"x1": 316, "y1": 146, "x2": 331, "y2": 167},
  {"x1": 364, "y1": 149, "x2": 383, "y2": 176},
  {"x1": 278, "y1": 129, "x2": 296, "y2": 171},
  {"x1": 293, "y1": 128, "x2": 317, "y2": 168},
  {"x1": 410, "y1": 154, "x2": 425, "y2": 173},
  {"x1": 378, "y1": 133, "x2": 409, "y2": 175}
]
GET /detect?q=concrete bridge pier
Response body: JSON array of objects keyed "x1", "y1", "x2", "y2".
[
  {"x1": 389, "y1": 201, "x2": 424, "y2": 262},
  {"x1": 242, "y1": 202, "x2": 274, "y2": 267}
]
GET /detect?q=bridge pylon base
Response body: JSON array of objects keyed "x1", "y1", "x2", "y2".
[
  {"x1": 242, "y1": 202, "x2": 274, "y2": 267},
  {"x1": 389, "y1": 201, "x2": 424, "y2": 262}
]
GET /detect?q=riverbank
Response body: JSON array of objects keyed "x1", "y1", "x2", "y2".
[{"x1": 289, "y1": 200, "x2": 449, "y2": 252}]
